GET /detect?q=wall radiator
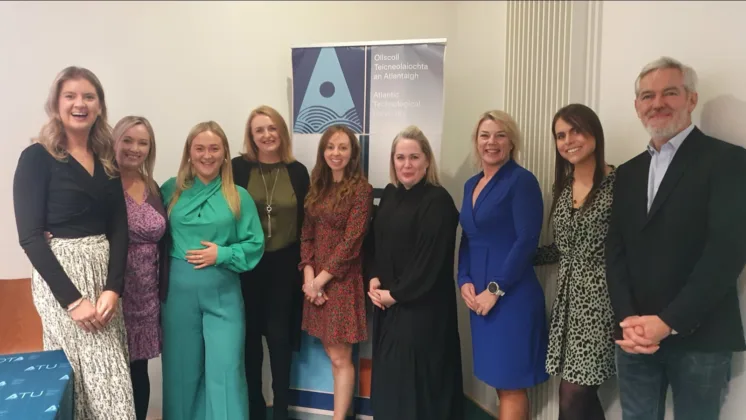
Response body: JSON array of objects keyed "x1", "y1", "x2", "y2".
[{"x1": 503, "y1": 1, "x2": 603, "y2": 418}]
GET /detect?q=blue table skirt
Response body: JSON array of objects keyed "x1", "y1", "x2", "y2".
[{"x1": 0, "y1": 350, "x2": 73, "y2": 420}]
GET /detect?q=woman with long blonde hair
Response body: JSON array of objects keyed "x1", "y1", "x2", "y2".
[
  {"x1": 112, "y1": 116, "x2": 168, "y2": 420},
  {"x1": 232, "y1": 105, "x2": 309, "y2": 420},
  {"x1": 299, "y1": 125, "x2": 372, "y2": 420},
  {"x1": 160, "y1": 121, "x2": 265, "y2": 419},
  {"x1": 13, "y1": 66, "x2": 135, "y2": 419}
]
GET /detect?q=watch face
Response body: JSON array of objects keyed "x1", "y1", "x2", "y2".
[{"x1": 488, "y1": 282, "x2": 497, "y2": 293}]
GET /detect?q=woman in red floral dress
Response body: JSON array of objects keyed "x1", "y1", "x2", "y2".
[{"x1": 299, "y1": 124, "x2": 372, "y2": 420}]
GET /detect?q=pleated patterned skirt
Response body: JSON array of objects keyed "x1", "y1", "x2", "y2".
[{"x1": 31, "y1": 234, "x2": 135, "y2": 420}]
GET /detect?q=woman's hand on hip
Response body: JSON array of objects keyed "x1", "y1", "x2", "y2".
[{"x1": 186, "y1": 241, "x2": 218, "y2": 269}]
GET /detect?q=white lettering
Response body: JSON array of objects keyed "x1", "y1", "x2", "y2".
[{"x1": 374, "y1": 53, "x2": 400, "y2": 61}]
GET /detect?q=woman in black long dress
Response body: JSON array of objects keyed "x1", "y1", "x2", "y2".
[{"x1": 367, "y1": 125, "x2": 464, "y2": 420}]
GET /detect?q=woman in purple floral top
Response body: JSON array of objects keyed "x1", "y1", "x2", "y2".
[{"x1": 113, "y1": 116, "x2": 168, "y2": 420}]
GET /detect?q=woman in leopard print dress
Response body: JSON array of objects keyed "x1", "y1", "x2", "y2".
[{"x1": 535, "y1": 104, "x2": 616, "y2": 420}]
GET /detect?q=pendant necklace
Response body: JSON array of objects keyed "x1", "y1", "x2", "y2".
[{"x1": 259, "y1": 163, "x2": 280, "y2": 238}]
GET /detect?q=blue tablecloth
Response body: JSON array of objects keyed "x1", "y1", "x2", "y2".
[{"x1": 0, "y1": 350, "x2": 73, "y2": 420}]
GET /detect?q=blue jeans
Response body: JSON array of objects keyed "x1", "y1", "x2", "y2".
[{"x1": 615, "y1": 346, "x2": 732, "y2": 420}]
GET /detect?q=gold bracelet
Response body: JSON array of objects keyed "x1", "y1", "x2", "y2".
[{"x1": 66, "y1": 298, "x2": 83, "y2": 313}]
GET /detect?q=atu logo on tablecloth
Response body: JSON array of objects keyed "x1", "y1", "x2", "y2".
[
  {"x1": 4, "y1": 391, "x2": 46, "y2": 400},
  {"x1": 0, "y1": 357, "x2": 24, "y2": 364},
  {"x1": 23, "y1": 364, "x2": 59, "y2": 372}
]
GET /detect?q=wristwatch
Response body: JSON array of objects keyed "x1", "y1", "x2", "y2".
[{"x1": 487, "y1": 281, "x2": 505, "y2": 297}]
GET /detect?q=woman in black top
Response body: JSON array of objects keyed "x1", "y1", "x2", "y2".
[
  {"x1": 232, "y1": 105, "x2": 309, "y2": 420},
  {"x1": 367, "y1": 126, "x2": 464, "y2": 420},
  {"x1": 12, "y1": 67, "x2": 135, "y2": 419}
]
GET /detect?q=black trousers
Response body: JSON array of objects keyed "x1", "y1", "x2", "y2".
[
  {"x1": 242, "y1": 243, "x2": 303, "y2": 420},
  {"x1": 130, "y1": 359, "x2": 150, "y2": 420}
]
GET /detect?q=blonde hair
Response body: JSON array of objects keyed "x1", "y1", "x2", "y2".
[
  {"x1": 242, "y1": 105, "x2": 295, "y2": 163},
  {"x1": 35, "y1": 66, "x2": 117, "y2": 177},
  {"x1": 389, "y1": 125, "x2": 440, "y2": 187},
  {"x1": 471, "y1": 110, "x2": 522, "y2": 167},
  {"x1": 168, "y1": 121, "x2": 241, "y2": 218},
  {"x1": 112, "y1": 116, "x2": 159, "y2": 197}
]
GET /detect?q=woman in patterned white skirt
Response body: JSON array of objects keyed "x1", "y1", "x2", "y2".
[
  {"x1": 13, "y1": 66, "x2": 136, "y2": 420},
  {"x1": 535, "y1": 103, "x2": 616, "y2": 420}
]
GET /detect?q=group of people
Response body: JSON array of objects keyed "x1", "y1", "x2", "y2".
[{"x1": 12, "y1": 55, "x2": 746, "y2": 420}]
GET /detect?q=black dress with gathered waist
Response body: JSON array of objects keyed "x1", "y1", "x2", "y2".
[{"x1": 369, "y1": 180, "x2": 464, "y2": 420}]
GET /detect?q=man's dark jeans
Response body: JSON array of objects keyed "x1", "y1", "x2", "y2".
[{"x1": 616, "y1": 346, "x2": 732, "y2": 420}]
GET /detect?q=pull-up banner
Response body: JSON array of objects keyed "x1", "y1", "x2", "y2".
[
  {"x1": 291, "y1": 39, "x2": 446, "y2": 195},
  {"x1": 288, "y1": 39, "x2": 446, "y2": 418}
]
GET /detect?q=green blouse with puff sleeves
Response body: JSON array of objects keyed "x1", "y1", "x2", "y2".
[{"x1": 161, "y1": 175, "x2": 264, "y2": 273}]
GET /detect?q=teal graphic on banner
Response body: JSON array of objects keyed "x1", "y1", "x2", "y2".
[
  {"x1": 0, "y1": 350, "x2": 73, "y2": 420},
  {"x1": 292, "y1": 47, "x2": 365, "y2": 134}
]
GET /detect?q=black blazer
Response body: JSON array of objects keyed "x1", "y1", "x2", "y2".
[
  {"x1": 606, "y1": 127, "x2": 746, "y2": 352},
  {"x1": 148, "y1": 184, "x2": 171, "y2": 302},
  {"x1": 231, "y1": 156, "x2": 310, "y2": 242}
]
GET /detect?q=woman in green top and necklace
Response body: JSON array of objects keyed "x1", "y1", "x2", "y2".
[
  {"x1": 160, "y1": 121, "x2": 265, "y2": 420},
  {"x1": 232, "y1": 105, "x2": 310, "y2": 420}
]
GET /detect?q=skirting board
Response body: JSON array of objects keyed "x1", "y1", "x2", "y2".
[{"x1": 287, "y1": 390, "x2": 495, "y2": 419}]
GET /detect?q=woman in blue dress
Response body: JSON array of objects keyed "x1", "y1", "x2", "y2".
[{"x1": 457, "y1": 110, "x2": 549, "y2": 419}]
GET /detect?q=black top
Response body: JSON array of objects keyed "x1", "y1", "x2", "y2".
[
  {"x1": 370, "y1": 180, "x2": 460, "y2": 305},
  {"x1": 367, "y1": 180, "x2": 464, "y2": 420},
  {"x1": 145, "y1": 184, "x2": 171, "y2": 303},
  {"x1": 606, "y1": 127, "x2": 746, "y2": 351},
  {"x1": 13, "y1": 143, "x2": 129, "y2": 308},
  {"x1": 231, "y1": 156, "x2": 310, "y2": 244}
]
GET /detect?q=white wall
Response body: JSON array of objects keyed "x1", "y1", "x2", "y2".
[{"x1": 598, "y1": 1, "x2": 746, "y2": 418}]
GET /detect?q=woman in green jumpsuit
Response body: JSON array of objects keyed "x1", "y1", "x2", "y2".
[{"x1": 161, "y1": 121, "x2": 265, "y2": 420}]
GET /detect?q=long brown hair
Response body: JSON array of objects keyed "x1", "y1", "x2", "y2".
[
  {"x1": 305, "y1": 125, "x2": 365, "y2": 209},
  {"x1": 112, "y1": 116, "x2": 159, "y2": 197},
  {"x1": 35, "y1": 66, "x2": 117, "y2": 177},
  {"x1": 549, "y1": 103, "x2": 606, "y2": 217},
  {"x1": 168, "y1": 121, "x2": 241, "y2": 218},
  {"x1": 242, "y1": 105, "x2": 295, "y2": 163}
]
